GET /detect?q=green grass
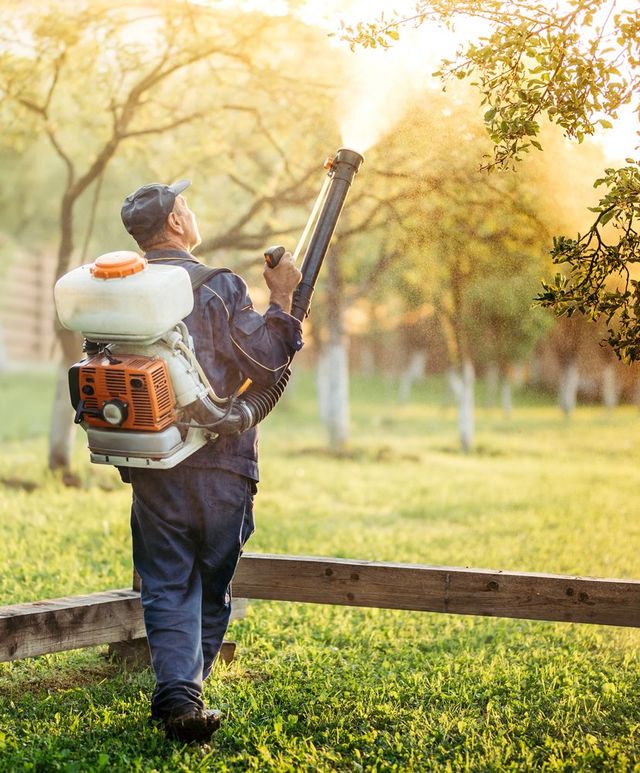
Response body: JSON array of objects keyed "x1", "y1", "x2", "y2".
[{"x1": 0, "y1": 371, "x2": 638, "y2": 771}]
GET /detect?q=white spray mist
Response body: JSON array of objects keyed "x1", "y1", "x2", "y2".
[
  {"x1": 336, "y1": 26, "x2": 455, "y2": 153},
  {"x1": 332, "y1": 10, "x2": 492, "y2": 154}
]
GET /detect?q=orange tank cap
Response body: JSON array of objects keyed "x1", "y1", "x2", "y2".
[{"x1": 90, "y1": 251, "x2": 147, "y2": 279}]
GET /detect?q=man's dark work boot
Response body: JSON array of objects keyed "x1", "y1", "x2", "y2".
[{"x1": 163, "y1": 708, "x2": 221, "y2": 743}]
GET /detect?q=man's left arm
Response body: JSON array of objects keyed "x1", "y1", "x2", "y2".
[
  {"x1": 209, "y1": 276, "x2": 301, "y2": 388},
  {"x1": 230, "y1": 298, "x2": 304, "y2": 386}
]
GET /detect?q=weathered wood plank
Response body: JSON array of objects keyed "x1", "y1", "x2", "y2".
[
  {"x1": 0, "y1": 591, "x2": 247, "y2": 663},
  {"x1": 233, "y1": 554, "x2": 640, "y2": 628},
  {"x1": 0, "y1": 590, "x2": 144, "y2": 662},
  {"x1": 1, "y1": 555, "x2": 638, "y2": 664}
]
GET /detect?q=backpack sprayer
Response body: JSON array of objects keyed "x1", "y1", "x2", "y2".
[{"x1": 53, "y1": 148, "x2": 364, "y2": 469}]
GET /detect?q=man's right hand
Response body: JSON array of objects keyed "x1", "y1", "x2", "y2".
[{"x1": 263, "y1": 251, "x2": 302, "y2": 313}]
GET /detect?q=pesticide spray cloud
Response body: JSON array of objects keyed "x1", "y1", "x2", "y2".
[{"x1": 335, "y1": 24, "x2": 461, "y2": 154}]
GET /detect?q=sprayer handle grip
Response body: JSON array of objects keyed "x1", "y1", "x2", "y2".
[{"x1": 264, "y1": 245, "x2": 286, "y2": 268}]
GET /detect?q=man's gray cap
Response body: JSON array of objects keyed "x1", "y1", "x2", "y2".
[{"x1": 121, "y1": 179, "x2": 191, "y2": 243}]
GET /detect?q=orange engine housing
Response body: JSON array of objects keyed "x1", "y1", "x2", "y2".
[{"x1": 70, "y1": 353, "x2": 177, "y2": 431}]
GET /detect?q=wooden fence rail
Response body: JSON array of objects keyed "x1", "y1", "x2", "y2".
[
  {"x1": 1, "y1": 554, "x2": 638, "y2": 663},
  {"x1": 233, "y1": 555, "x2": 640, "y2": 627}
]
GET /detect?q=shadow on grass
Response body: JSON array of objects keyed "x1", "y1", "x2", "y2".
[
  {"x1": 0, "y1": 652, "x2": 123, "y2": 698},
  {"x1": 291, "y1": 445, "x2": 422, "y2": 463},
  {"x1": 0, "y1": 476, "x2": 39, "y2": 493}
]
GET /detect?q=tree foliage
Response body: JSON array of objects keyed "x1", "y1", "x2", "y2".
[
  {"x1": 372, "y1": 101, "x2": 553, "y2": 376},
  {"x1": 465, "y1": 273, "x2": 552, "y2": 371},
  {"x1": 340, "y1": 0, "x2": 640, "y2": 361},
  {"x1": 538, "y1": 160, "x2": 640, "y2": 362}
]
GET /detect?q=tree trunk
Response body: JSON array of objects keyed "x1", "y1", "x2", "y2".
[
  {"x1": 49, "y1": 362, "x2": 77, "y2": 471},
  {"x1": 48, "y1": 190, "x2": 79, "y2": 472},
  {"x1": 449, "y1": 360, "x2": 475, "y2": 452},
  {"x1": 317, "y1": 354, "x2": 329, "y2": 425},
  {"x1": 448, "y1": 367, "x2": 462, "y2": 402},
  {"x1": 558, "y1": 360, "x2": 579, "y2": 416},
  {"x1": 501, "y1": 377, "x2": 513, "y2": 419},
  {"x1": 316, "y1": 248, "x2": 349, "y2": 452},
  {"x1": 80, "y1": 170, "x2": 105, "y2": 263},
  {"x1": 459, "y1": 360, "x2": 475, "y2": 452},
  {"x1": 48, "y1": 321, "x2": 81, "y2": 471},
  {"x1": 484, "y1": 363, "x2": 499, "y2": 408},
  {"x1": 317, "y1": 343, "x2": 349, "y2": 451},
  {"x1": 56, "y1": 194, "x2": 75, "y2": 281},
  {"x1": 397, "y1": 350, "x2": 426, "y2": 404},
  {"x1": 602, "y1": 363, "x2": 618, "y2": 410}
]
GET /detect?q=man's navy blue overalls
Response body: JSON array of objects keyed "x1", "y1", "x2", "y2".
[{"x1": 126, "y1": 249, "x2": 303, "y2": 719}]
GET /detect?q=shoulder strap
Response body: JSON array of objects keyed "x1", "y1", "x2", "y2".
[{"x1": 189, "y1": 265, "x2": 231, "y2": 291}]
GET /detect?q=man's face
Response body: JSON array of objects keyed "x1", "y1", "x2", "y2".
[{"x1": 172, "y1": 195, "x2": 201, "y2": 250}]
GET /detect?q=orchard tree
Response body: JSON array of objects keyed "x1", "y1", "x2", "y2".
[
  {"x1": 370, "y1": 98, "x2": 557, "y2": 451},
  {"x1": 404, "y1": 166, "x2": 551, "y2": 451},
  {"x1": 341, "y1": 0, "x2": 640, "y2": 361},
  {"x1": 310, "y1": 109, "x2": 452, "y2": 451},
  {"x1": 539, "y1": 315, "x2": 592, "y2": 416},
  {"x1": 1, "y1": 2, "x2": 275, "y2": 472},
  {"x1": 0, "y1": 2, "x2": 334, "y2": 474},
  {"x1": 310, "y1": 91, "x2": 566, "y2": 452}
]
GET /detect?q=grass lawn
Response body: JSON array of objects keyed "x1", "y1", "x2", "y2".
[{"x1": 0, "y1": 370, "x2": 638, "y2": 771}]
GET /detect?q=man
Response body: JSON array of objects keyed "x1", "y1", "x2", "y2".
[{"x1": 120, "y1": 179, "x2": 303, "y2": 743}]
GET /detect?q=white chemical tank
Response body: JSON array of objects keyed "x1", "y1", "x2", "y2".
[{"x1": 54, "y1": 251, "x2": 194, "y2": 343}]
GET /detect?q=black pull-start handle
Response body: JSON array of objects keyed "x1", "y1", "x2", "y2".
[{"x1": 264, "y1": 245, "x2": 285, "y2": 268}]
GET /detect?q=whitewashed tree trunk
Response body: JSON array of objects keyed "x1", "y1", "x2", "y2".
[
  {"x1": 317, "y1": 246, "x2": 350, "y2": 451},
  {"x1": 501, "y1": 378, "x2": 513, "y2": 419},
  {"x1": 448, "y1": 367, "x2": 462, "y2": 401},
  {"x1": 558, "y1": 361, "x2": 579, "y2": 416},
  {"x1": 459, "y1": 360, "x2": 475, "y2": 452},
  {"x1": 484, "y1": 363, "x2": 499, "y2": 408},
  {"x1": 317, "y1": 343, "x2": 349, "y2": 451},
  {"x1": 317, "y1": 354, "x2": 329, "y2": 424},
  {"x1": 49, "y1": 364, "x2": 76, "y2": 470},
  {"x1": 398, "y1": 350, "x2": 426, "y2": 404},
  {"x1": 602, "y1": 363, "x2": 619, "y2": 410},
  {"x1": 48, "y1": 322, "x2": 83, "y2": 472},
  {"x1": 449, "y1": 360, "x2": 475, "y2": 452}
]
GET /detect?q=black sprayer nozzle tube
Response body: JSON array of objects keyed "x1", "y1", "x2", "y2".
[{"x1": 290, "y1": 148, "x2": 364, "y2": 322}]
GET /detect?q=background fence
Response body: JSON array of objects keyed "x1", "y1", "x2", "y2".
[{"x1": 0, "y1": 251, "x2": 58, "y2": 367}]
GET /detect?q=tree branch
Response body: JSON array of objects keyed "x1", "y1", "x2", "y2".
[
  {"x1": 197, "y1": 223, "x2": 306, "y2": 255},
  {"x1": 198, "y1": 163, "x2": 319, "y2": 254},
  {"x1": 118, "y1": 111, "x2": 205, "y2": 139}
]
